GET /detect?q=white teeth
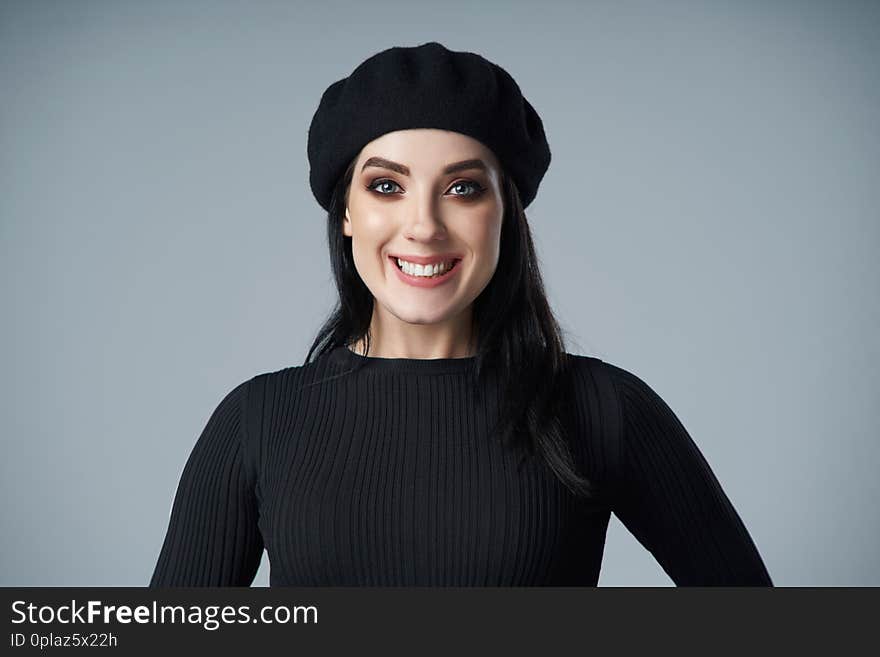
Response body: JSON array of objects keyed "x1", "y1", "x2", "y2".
[{"x1": 395, "y1": 258, "x2": 455, "y2": 278}]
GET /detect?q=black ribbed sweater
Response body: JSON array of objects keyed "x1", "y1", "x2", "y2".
[{"x1": 149, "y1": 346, "x2": 773, "y2": 586}]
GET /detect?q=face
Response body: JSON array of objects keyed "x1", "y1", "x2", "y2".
[{"x1": 343, "y1": 128, "x2": 505, "y2": 330}]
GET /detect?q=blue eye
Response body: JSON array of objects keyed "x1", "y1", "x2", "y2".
[
  {"x1": 367, "y1": 179, "x2": 403, "y2": 195},
  {"x1": 366, "y1": 178, "x2": 486, "y2": 198},
  {"x1": 448, "y1": 181, "x2": 485, "y2": 197}
]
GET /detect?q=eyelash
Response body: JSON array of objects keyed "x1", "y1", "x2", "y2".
[{"x1": 365, "y1": 178, "x2": 486, "y2": 198}]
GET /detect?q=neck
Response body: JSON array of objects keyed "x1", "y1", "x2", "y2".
[{"x1": 349, "y1": 306, "x2": 478, "y2": 359}]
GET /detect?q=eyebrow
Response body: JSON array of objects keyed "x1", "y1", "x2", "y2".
[{"x1": 360, "y1": 157, "x2": 487, "y2": 177}]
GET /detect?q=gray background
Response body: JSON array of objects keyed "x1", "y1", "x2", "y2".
[{"x1": 2, "y1": 0, "x2": 878, "y2": 586}]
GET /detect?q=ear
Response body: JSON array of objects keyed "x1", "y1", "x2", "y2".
[{"x1": 343, "y1": 207, "x2": 352, "y2": 237}]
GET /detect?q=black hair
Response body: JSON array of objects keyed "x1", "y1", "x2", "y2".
[{"x1": 304, "y1": 155, "x2": 600, "y2": 501}]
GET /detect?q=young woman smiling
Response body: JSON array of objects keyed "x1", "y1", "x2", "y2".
[
  {"x1": 149, "y1": 42, "x2": 773, "y2": 587},
  {"x1": 342, "y1": 128, "x2": 503, "y2": 361}
]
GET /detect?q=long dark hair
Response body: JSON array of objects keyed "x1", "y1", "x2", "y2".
[{"x1": 304, "y1": 155, "x2": 600, "y2": 501}]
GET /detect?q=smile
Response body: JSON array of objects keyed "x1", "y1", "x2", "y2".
[{"x1": 388, "y1": 255, "x2": 463, "y2": 288}]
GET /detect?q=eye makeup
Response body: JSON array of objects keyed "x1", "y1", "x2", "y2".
[{"x1": 365, "y1": 178, "x2": 487, "y2": 199}]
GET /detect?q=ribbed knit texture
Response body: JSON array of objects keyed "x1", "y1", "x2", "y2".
[{"x1": 149, "y1": 346, "x2": 773, "y2": 586}]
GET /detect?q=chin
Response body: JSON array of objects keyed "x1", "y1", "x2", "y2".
[
  {"x1": 386, "y1": 303, "x2": 454, "y2": 326},
  {"x1": 394, "y1": 311, "x2": 450, "y2": 326}
]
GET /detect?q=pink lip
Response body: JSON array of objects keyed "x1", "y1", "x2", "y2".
[
  {"x1": 388, "y1": 255, "x2": 462, "y2": 288},
  {"x1": 388, "y1": 253, "x2": 462, "y2": 265}
]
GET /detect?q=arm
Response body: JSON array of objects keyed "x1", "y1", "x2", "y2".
[
  {"x1": 149, "y1": 379, "x2": 264, "y2": 586},
  {"x1": 606, "y1": 363, "x2": 773, "y2": 586}
]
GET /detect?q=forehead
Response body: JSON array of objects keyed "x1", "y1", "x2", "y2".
[{"x1": 355, "y1": 129, "x2": 501, "y2": 174}]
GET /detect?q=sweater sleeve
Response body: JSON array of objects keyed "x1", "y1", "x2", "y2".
[
  {"x1": 149, "y1": 379, "x2": 264, "y2": 586},
  {"x1": 605, "y1": 363, "x2": 773, "y2": 586}
]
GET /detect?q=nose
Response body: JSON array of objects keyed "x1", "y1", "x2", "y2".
[{"x1": 403, "y1": 191, "x2": 447, "y2": 242}]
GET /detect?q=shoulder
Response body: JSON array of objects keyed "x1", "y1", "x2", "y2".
[
  {"x1": 563, "y1": 353, "x2": 682, "y2": 450},
  {"x1": 570, "y1": 356, "x2": 694, "y2": 463},
  {"x1": 563, "y1": 352, "x2": 642, "y2": 401},
  {"x1": 560, "y1": 353, "x2": 636, "y2": 496},
  {"x1": 564, "y1": 353, "x2": 665, "y2": 408},
  {"x1": 563, "y1": 354, "x2": 691, "y2": 492},
  {"x1": 237, "y1": 346, "x2": 351, "y2": 414}
]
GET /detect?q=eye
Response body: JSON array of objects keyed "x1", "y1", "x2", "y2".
[
  {"x1": 366, "y1": 178, "x2": 487, "y2": 198},
  {"x1": 366, "y1": 178, "x2": 403, "y2": 195},
  {"x1": 447, "y1": 180, "x2": 486, "y2": 197}
]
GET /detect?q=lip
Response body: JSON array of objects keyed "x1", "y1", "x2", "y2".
[
  {"x1": 388, "y1": 255, "x2": 463, "y2": 288},
  {"x1": 388, "y1": 253, "x2": 463, "y2": 265}
]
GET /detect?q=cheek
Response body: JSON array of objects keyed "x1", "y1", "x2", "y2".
[
  {"x1": 469, "y1": 213, "x2": 503, "y2": 265},
  {"x1": 349, "y1": 213, "x2": 393, "y2": 273},
  {"x1": 351, "y1": 205, "x2": 395, "y2": 240}
]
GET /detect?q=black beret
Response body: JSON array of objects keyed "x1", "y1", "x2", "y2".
[{"x1": 307, "y1": 41, "x2": 551, "y2": 212}]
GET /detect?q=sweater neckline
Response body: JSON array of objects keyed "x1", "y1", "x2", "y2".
[{"x1": 331, "y1": 345, "x2": 477, "y2": 374}]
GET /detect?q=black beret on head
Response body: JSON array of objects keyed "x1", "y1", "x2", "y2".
[{"x1": 307, "y1": 41, "x2": 551, "y2": 212}]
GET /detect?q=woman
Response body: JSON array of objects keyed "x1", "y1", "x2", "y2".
[{"x1": 149, "y1": 42, "x2": 773, "y2": 586}]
